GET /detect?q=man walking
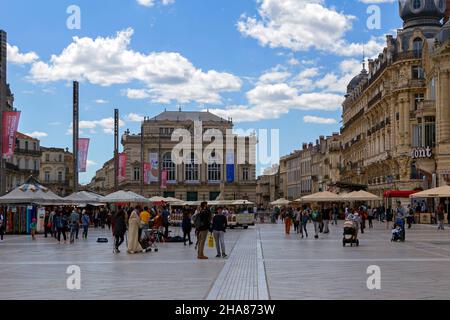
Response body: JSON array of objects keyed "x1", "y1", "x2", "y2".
[
  {"x1": 197, "y1": 202, "x2": 212, "y2": 259},
  {"x1": 81, "y1": 210, "x2": 90, "y2": 239},
  {"x1": 162, "y1": 206, "x2": 170, "y2": 239},
  {"x1": 211, "y1": 207, "x2": 228, "y2": 258},
  {"x1": 70, "y1": 208, "x2": 80, "y2": 242},
  {"x1": 113, "y1": 207, "x2": 127, "y2": 254},
  {"x1": 0, "y1": 212, "x2": 5, "y2": 241}
]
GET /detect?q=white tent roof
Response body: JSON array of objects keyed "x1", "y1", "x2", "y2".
[
  {"x1": 341, "y1": 190, "x2": 381, "y2": 201},
  {"x1": 0, "y1": 177, "x2": 64, "y2": 204},
  {"x1": 103, "y1": 190, "x2": 149, "y2": 203},
  {"x1": 64, "y1": 191, "x2": 105, "y2": 204},
  {"x1": 232, "y1": 200, "x2": 254, "y2": 205},
  {"x1": 148, "y1": 196, "x2": 168, "y2": 203},
  {"x1": 298, "y1": 191, "x2": 344, "y2": 203},
  {"x1": 270, "y1": 198, "x2": 291, "y2": 206}
]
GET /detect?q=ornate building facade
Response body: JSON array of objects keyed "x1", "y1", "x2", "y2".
[
  {"x1": 39, "y1": 147, "x2": 74, "y2": 196},
  {"x1": 92, "y1": 110, "x2": 257, "y2": 202},
  {"x1": 340, "y1": 0, "x2": 450, "y2": 196}
]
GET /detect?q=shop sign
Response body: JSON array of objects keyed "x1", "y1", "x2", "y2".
[{"x1": 411, "y1": 146, "x2": 432, "y2": 159}]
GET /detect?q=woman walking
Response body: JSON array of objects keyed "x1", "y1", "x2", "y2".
[
  {"x1": 182, "y1": 209, "x2": 194, "y2": 246},
  {"x1": 300, "y1": 206, "x2": 310, "y2": 238},
  {"x1": 55, "y1": 211, "x2": 67, "y2": 243},
  {"x1": 113, "y1": 207, "x2": 127, "y2": 254},
  {"x1": 293, "y1": 207, "x2": 301, "y2": 234}
]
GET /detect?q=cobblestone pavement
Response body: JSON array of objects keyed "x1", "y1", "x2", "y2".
[{"x1": 1, "y1": 221, "x2": 450, "y2": 300}]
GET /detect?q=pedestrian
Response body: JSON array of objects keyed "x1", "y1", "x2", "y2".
[
  {"x1": 44, "y1": 209, "x2": 51, "y2": 238},
  {"x1": 368, "y1": 206, "x2": 374, "y2": 229},
  {"x1": 113, "y1": 207, "x2": 127, "y2": 254},
  {"x1": 30, "y1": 218, "x2": 37, "y2": 240},
  {"x1": 211, "y1": 207, "x2": 228, "y2": 258},
  {"x1": 437, "y1": 203, "x2": 445, "y2": 230},
  {"x1": 162, "y1": 205, "x2": 170, "y2": 239},
  {"x1": 300, "y1": 206, "x2": 310, "y2": 238},
  {"x1": 284, "y1": 206, "x2": 293, "y2": 235},
  {"x1": 191, "y1": 207, "x2": 200, "y2": 249},
  {"x1": 55, "y1": 211, "x2": 67, "y2": 243},
  {"x1": 293, "y1": 207, "x2": 301, "y2": 234},
  {"x1": 359, "y1": 206, "x2": 367, "y2": 234},
  {"x1": 106, "y1": 209, "x2": 112, "y2": 230},
  {"x1": 311, "y1": 206, "x2": 322, "y2": 239},
  {"x1": 332, "y1": 204, "x2": 339, "y2": 226},
  {"x1": 0, "y1": 212, "x2": 5, "y2": 241},
  {"x1": 406, "y1": 205, "x2": 414, "y2": 229},
  {"x1": 127, "y1": 209, "x2": 144, "y2": 254},
  {"x1": 322, "y1": 207, "x2": 330, "y2": 234},
  {"x1": 138, "y1": 206, "x2": 150, "y2": 241},
  {"x1": 182, "y1": 209, "x2": 193, "y2": 246},
  {"x1": 196, "y1": 202, "x2": 212, "y2": 260},
  {"x1": 386, "y1": 206, "x2": 393, "y2": 229},
  {"x1": 81, "y1": 210, "x2": 90, "y2": 239},
  {"x1": 70, "y1": 208, "x2": 80, "y2": 242},
  {"x1": 50, "y1": 208, "x2": 57, "y2": 238}
]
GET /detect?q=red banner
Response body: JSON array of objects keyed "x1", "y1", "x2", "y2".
[
  {"x1": 161, "y1": 170, "x2": 167, "y2": 189},
  {"x1": 77, "y1": 138, "x2": 90, "y2": 173},
  {"x1": 144, "y1": 163, "x2": 151, "y2": 184},
  {"x1": 2, "y1": 111, "x2": 21, "y2": 160},
  {"x1": 118, "y1": 153, "x2": 127, "y2": 181}
]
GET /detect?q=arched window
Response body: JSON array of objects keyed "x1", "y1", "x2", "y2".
[
  {"x1": 185, "y1": 152, "x2": 199, "y2": 182},
  {"x1": 162, "y1": 153, "x2": 176, "y2": 182},
  {"x1": 208, "y1": 162, "x2": 222, "y2": 182},
  {"x1": 413, "y1": 38, "x2": 423, "y2": 58}
]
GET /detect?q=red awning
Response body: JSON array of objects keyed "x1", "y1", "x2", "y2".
[{"x1": 383, "y1": 190, "x2": 420, "y2": 198}]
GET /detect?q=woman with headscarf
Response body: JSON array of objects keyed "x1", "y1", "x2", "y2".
[{"x1": 127, "y1": 208, "x2": 144, "y2": 254}]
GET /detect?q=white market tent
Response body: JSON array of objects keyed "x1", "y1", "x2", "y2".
[
  {"x1": 270, "y1": 198, "x2": 291, "y2": 206},
  {"x1": 103, "y1": 190, "x2": 149, "y2": 203},
  {"x1": 0, "y1": 177, "x2": 64, "y2": 205},
  {"x1": 163, "y1": 197, "x2": 184, "y2": 205},
  {"x1": 232, "y1": 200, "x2": 254, "y2": 205},
  {"x1": 341, "y1": 190, "x2": 381, "y2": 201},
  {"x1": 64, "y1": 191, "x2": 105, "y2": 205},
  {"x1": 298, "y1": 191, "x2": 344, "y2": 203},
  {"x1": 410, "y1": 185, "x2": 450, "y2": 198},
  {"x1": 148, "y1": 196, "x2": 167, "y2": 203}
]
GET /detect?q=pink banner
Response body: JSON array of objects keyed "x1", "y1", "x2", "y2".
[
  {"x1": 2, "y1": 111, "x2": 21, "y2": 160},
  {"x1": 161, "y1": 170, "x2": 167, "y2": 189},
  {"x1": 144, "y1": 163, "x2": 151, "y2": 184},
  {"x1": 118, "y1": 153, "x2": 127, "y2": 181},
  {"x1": 77, "y1": 138, "x2": 90, "y2": 173}
]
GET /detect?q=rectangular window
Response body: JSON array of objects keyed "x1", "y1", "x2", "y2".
[
  {"x1": 59, "y1": 154, "x2": 62, "y2": 162},
  {"x1": 34, "y1": 160, "x2": 38, "y2": 171},
  {"x1": 33, "y1": 142, "x2": 37, "y2": 151},
  {"x1": 243, "y1": 167, "x2": 249, "y2": 181},
  {"x1": 412, "y1": 66, "x2": 424, "y2": 80},
  {"x1": 45, "y1": 154, "x2": 50, "y2": 162},
  {"x1": 25, "y1": 141, "x2": 29, "y2": 151},
  {"x1": 414, "y1": 93, "x2": 425, "y2": 111},
  {"x1": 45, "y1": 171, "x2": 50, "y2": 183},
  {"x1": 424, "y1": 122, "x2": 436, "y2": 147},
  {"x1": 133, "y1": 167, "x2": 140, "y2": 181},
  {"x1": 58, "y1": 171, "x2": 63, "y2": 182}
]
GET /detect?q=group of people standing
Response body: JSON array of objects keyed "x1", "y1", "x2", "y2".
[{"x1": 42, "y1": 207, "x2": 92, "y2": 244}]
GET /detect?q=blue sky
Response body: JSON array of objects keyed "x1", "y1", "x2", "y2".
[{"x1": 1, "y1": 0, "x2": 402, "y2": 183}]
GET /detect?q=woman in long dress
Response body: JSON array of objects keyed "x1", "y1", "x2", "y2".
[{"x1": 127, "y1": 210, "x2": 144, "y2": 254}]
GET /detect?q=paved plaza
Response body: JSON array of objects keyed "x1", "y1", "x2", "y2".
[{"x1": 1, "y1": 221, "x2": 450, "y2": 300}]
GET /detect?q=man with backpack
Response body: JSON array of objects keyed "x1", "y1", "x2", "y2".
[
  {"x1": 196, "y1": 202, "x2": 212, "y2": 259},
  {"x1": 311, "y1": 207, "x2": 322, "y2": 239}
]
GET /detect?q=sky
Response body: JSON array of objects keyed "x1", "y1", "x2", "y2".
[{"x1": 0, "y1": 0, "x2": 402, "y2": 183}]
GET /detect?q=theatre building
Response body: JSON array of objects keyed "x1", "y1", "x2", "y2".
[
  {"x1": 116, "y1": 110, "x2": 257, "y2": 202},
  {"x1": 340, "y1": 0, "x2": 450, "y2": 197}
]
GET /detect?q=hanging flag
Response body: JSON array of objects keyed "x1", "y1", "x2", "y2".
[
  {"x1": 226, "y1": 151, "x2": 234, "y2": 183},
  {"x1": 161, "y1": 170, "x2": 168, "y2": 189},
  {"x1": 77, "y1": 138, "x2": 90, "y2": 172},
  {"x1": 149, "y1": 153, "x2": 159, "y2": 182},
  {"x1": 118, "y1": 153, "x2": 127, "y2": 181},
  {"x1": 144, "y1": 163, "x2": 151, "y2": 184},
  {"x1": 2, "y1": 111, "x2": 21, "y2": 160}
]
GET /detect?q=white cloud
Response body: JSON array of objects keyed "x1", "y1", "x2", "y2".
[
  {"x1": 303, "y1": 115, "x2": 337, "y2": 124},
  {"x1": 29, "y1": 28, "x2": 241, "y2": 105},
  {"x1": 125, "y1": 88, "x2": 151, "y2": 100},
  {"x1": 87, "y1": 160, "x2": 97, "y2": 167},
  {"x1": 358, "y1": 0, "x2": 395, "y2": 3},
  {"x1": 25, "y1": 131, "x2": 48, "y2": 138},
  {"x1": 137, "y1": 0, "x2": 174, "y2": 7},
  {"x1": 7, "y1": 44, "x2": 39, "y2": 64},
  {"x1": 237, "y1": 0, "x2": 384, "y2": 57},
  {"x1": 94, "y1": 99, "x2": 108, "y2": 104},
  {"x1": 66, "y1": 117, "x2": 125, "y2": 135},
  {"x1": 258, "y1": 71, "x2": 291, "y2": 84},
  {"x1": 125, "y1": 113, "x2": 145, "y2": 122}
]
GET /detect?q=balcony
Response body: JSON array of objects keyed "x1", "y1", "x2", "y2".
[
  {"x1": 393, "y1": 50, "x2": 422, "y2": 62},
  {"x1": 368, "y1": 92, "x2": 382, "y2": 108},
  {"x1": 408, "y1": 79, "x2": 426, "y2": 88},
  {"x1": 15, "y1": 148, "x2": 42, "y2": 156},
  {"x1": 416, "y1": 100, "x2": 435, "y2": 112},
  {"x1": 363, "y1": 151, "x2": 389, "y2": 167},
  {"x1": 368, "y1": 60, "x2": 388, "y2": 85}
]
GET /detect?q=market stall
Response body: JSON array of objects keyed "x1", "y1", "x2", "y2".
[{"x1": 410, "y1": 186, "x2": 450, "y2": 224}]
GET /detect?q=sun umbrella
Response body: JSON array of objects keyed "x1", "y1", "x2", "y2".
[
  {"x1": 64, "y1": 191, "x2": 105, "y2": 204},
  {"x1": 270, "y1": 198, "x2": 291, "y2": 206},
  {"x1": 341, "y1": 190, "x2": 381, "y2": 201},
  {"x1": 103, "y1": 190, "x2": 149, "y2": 203},
  {"x1": 410, "y1": 185, "x2": 450, "y2": 198},
  {"x1": 299, "y1": 191, "x2": 344, "y2": 203}
]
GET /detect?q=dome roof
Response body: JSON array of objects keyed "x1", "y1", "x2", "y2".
[
  {"x1": 346, "y1": 69, "x2": 368, "y2": 94},
  {"x1": 399, "y1": 0, "x2": 446, "y2": 29}
]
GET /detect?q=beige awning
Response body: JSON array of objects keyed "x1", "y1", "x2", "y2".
[
  {"x1": 341, "y1": 190, "x2": 381, "y2": 201},
  {"x1": 410, "y1": 185, "x2": 450, "y2": 198},
  {"x1": 298, "y1": 191, "x2": 344, "y2": 203}
]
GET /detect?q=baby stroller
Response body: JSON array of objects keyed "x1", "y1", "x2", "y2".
[
  {"x1": 391, "y1": 218, "x2": 405, "y2": 242},
  {"x1": 140, "y1": 228, "x2": 159, "y2": 252},
  {"x1": 342, "y1": 220, "x2": 359, "y2": 247}
]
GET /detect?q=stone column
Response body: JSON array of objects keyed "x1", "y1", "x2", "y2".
[{"x1": 440, "y1": 71, "x2": 450, "y2": 143}]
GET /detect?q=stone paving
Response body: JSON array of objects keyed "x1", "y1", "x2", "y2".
[{"x1": 1, "y1": 221, "x2": 450, "y2": 299}]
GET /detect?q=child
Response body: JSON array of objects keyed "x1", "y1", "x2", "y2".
[{"x1": 30, "y1": 218, "x2": 37, "y2": 240}]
